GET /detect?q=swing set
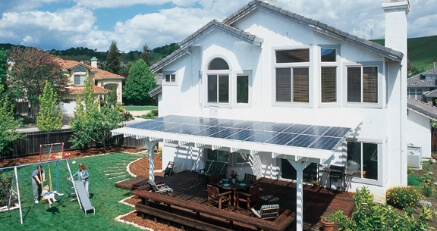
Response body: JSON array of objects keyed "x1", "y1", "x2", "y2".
[{"x1": 0, "y1": 143, "x2": 79, "y2": 224}]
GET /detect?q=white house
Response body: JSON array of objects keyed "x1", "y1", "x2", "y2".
[{"x1": 113, "y1": 1, "x2": 409, "y2": 230}]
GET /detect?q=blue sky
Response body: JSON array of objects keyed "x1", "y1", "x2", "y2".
[{"x1": 0, "y1": 0, "x2": 436, "y2": 52}]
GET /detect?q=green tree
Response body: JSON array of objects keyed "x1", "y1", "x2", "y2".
[
  {"x1": 106, "y1": 89, "x2": 117, "y2": 107},
  {"x1": 69, "y1": 76, "x2": 123, "y2": 152},
  {"x1": 140, "y1": 44, "x2": 152, "y2": 66},
  {"x1": 36, "y1": 81, "x2": 63, "y2": 131},
  {"x1": 7, "y1": 47, "x2": 68, "y2": 118},
  {"x1": 0, "y1": 83, "x2": 23, "y2": 157},
  {"x1": 123, "y1": 59, "x2": 157, "y2": 105},
  {"x1": 106, "y1": 41, "x2": 121, "y2": 74},
  {"x1": 0, "y1": 49, "x2": 7, "y2": 92}
]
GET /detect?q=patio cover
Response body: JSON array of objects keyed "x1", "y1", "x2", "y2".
[
  {"x1": 112, "y1": 115, "x2": 351, "y2": 161},
  {"x1": 111, "y1": 115, "x2": 351, "y2": 231}
]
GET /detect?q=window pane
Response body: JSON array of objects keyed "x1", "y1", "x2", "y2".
[
  {"x1": 236, "y1": 152, "x2": 249, "y2": 164},
  {"x1": 171, "y1": 74, "x2": 176, "y2": 82},
  {"x1": 363, "y1": 143, "x2": 378, "y2": 180},
  {"x1": 165, "y1": 74, "x2": 170, "y2": 82},
  {"x1": 347, "y1": 67, "x2": 361, "y2": 102},
  {"x1": 363, "y1": 67, "x2": 378, "y2": 103},
  {"x1": 218, "y1": 75, "x2": 229, "y2": 103},
  {"x1": 208, "y1": 75, "x2": 217, "y2": 103},
  {"x1": 321, "y1": 67, "x2": 336, "y2": 103},
  {"x1": 347, "y1": 142, "x2": 362, "y2": 178},
  {"x1": 321, "y1": 48, "x2": 336, "y2": 62},
  {"x1": 74, "y1": 75, "x2": 85, "y2": 85},
  {"x1": 276, "y1": 49, "x2": 309, "y2": 63},
  {"x1": 276, "y1": 68, "x2": 291, "y2": 102},
  {"x1": 293, "y1": 68, "x2": 309, "y2": 103},
  {"x1": 208, "y1": 58, "x2": 229, "y2": 70},
  {"x1": 74, "y1": 66, "x2": 86, "y2": 72},
  {"x1": 237, "y1": 75, "x2": 249, "y2": 103}
]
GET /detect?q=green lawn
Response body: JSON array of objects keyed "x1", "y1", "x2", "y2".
[
  {"x1": 0, "y1": 153, "x2": 145, "y2": 231},
  {"x1": 123, "y1": 106, "x2": 157, "y2": 111}
]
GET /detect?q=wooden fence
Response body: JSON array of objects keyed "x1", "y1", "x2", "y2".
[{"x1": 1, "y1": 129, "x2": 145, "y2": 158}]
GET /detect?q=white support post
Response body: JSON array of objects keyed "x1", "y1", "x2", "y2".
[
  {"x1": 288, "y1": 160, "x2": 312, "y2": 231},
  {"x1": 14, "y1": 166, "x2": 23, "y2": 224},
  {"x1": 146, "y1": 139, "x2": 159, "y2": 183}
]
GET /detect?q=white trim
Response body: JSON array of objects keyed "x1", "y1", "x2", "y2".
[
  {"x1": 162, "y1": 71, "x2": 178, "y2": 86},
  {"x1": 319, "y1": 45, "x2": 341, "y2": 107}
]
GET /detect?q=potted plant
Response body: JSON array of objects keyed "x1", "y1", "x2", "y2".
[
  {"x1": 311, "y1": 180, "x2": 321, "y2": 191},
  {"x1": 320, "y1": 215, "x2": 335, "y2": 231},
  {"x1": 230, "y1": 170, "x2": 238, "y2": 184}
]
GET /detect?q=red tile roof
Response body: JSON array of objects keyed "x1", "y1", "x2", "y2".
[
  {"x1": 53, "y1": 57, "x2": 125, "y2": 80},
  {"x1": 66, "y1": 85, "x2": 110, "y2": 95}
]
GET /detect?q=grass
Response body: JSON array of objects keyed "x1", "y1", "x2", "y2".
[
  {"x1": 123, "y1": 106, "x2": 157, "y2": 111},
  {"x1": 0, "y1": 153, "x2": 143, "y2": 231}
]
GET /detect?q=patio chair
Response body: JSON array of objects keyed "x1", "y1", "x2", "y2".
[
  {"x1": 207, "y1": 184, "x2": 231, "y2": 209},
  {"x1": 148, "y1": 180, "x2": 173, "y2": 195},
  {"x1": 237, "y1": 184, "x2": 259, "y2": 210},
  {"x1": 244, "y1": 173, "x2": 257, "y2": 185},
  {"x1": 251, "y1": 204, "x2": 279, "y2": 220}
]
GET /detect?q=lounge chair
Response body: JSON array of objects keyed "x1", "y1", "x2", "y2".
[
  {"x1": 251, "y1": 204, "x2": 279, "y2": 220},
  {"x1": 148, "y1": 180, "x2": 173, "y2": 195}
]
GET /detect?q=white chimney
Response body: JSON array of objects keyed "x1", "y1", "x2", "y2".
[
  {"x1": 90, "y1": 57, "x2": 98, "y2": 68},
  {"x1": 382, "y1": 0, "x2": 409, "y2": 59}
]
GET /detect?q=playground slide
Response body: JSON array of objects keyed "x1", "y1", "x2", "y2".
[{"x1": 74, "y1": 180, "x2": 95, "y2": 216}]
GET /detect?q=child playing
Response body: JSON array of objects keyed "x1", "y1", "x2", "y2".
[{"x1": 41, "y1": 185, "x2": 64, "y2": 207}]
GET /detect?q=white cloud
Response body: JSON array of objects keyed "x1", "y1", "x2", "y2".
[{"x1": 0, "y1": 0, "x2": 435, "y2": 51}]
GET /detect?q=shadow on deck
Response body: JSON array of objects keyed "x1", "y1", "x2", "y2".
[{"x1": 118, "y1": 171, "x2": 355, "y2": 231}]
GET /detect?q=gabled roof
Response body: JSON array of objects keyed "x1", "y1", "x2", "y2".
[
  {"x1": 222, "y1": 0, "x2": 402, "y2": 62},
  {"x1": 407, "y1": 68, "x2": 437, "y2": 87},
  {"x1": 408, "y1": 98, "x2": 437, "y2": 120},
  {"x1": 54, "y1": 57, "x2": 125, "y2": 80},
  {"x1": 424, "y1": 89, "x2": 437, "y2": 98},
  {"x1": 150, "y1": 19, "x2": 262, "y2": 73}
]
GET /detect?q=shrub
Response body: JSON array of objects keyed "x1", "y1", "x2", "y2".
[
  {"x1": 386, "y1": 186, "x2": 421, "y2": 209},
  {"x1": 408, "y1": 174, "x2": 423, "y2": 186},
  {"x1": 422, "y1": 160, "x2": 432, "y2": 172},
  {"x1": 419, "y1": 173, "x2": 435, "y2": 197},
  {"x1": 0, "y1": 173, "x2": 12, "y2": 207}
]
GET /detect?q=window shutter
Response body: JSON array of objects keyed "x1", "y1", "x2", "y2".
[
  {"x1": 321, "y1": 67, "x2": 336, "y2": 103},
  {"x1": 347, "y1": 67, "x2": 361, "y2": 102},
  {"x1": 363, "y1": 67, "x2": 378, "y2": 103},
  {"x1": 276, "y1": 68, "x2": 291, "y2": 102},
  {"x1": 293, "y1": 68, "x2": 309, "y2": 103}
]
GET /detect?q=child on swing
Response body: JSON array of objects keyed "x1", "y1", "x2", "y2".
[{"x1": 41, "y1": 185, "x2": 64, "y2": 206}]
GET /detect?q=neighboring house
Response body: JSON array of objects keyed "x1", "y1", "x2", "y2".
[
  {"x1": 54, "y1": 57, "x2": 125, "y2": 115},
  {"x1": 113, "y1": 1, "x2": 409, "y2": 229},
  {"x1": 407, "y1": 68, "x2": 437, "y2": 104},
  {"x1": 407, "y1": 98, "x2": 437, "y2": 162}
]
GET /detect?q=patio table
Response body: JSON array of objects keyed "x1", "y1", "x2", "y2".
[{"x1": 217, "y1": 178, "x2": 251, "y2": 208}]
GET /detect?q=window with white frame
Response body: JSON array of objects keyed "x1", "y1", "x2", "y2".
[
  {"x1": 347, "y1": 66, "x2": 379, "y2": 103},
  {"x1": 275, "y1": 49, "x2": 310, "y2": 103},
  {"x1": 320, "y1": 48, "x2": 337, "y2": 103},
  {"x1": 165, "y1": 73, "x2": 176, "y2": 83},
  {"x1": 74, "y1": 74, "x2": 86, "y2": 85},
  {"x1": 205, "y1": 149, "x2": 229, "y2": 163},
  {"x1": 346, "y1": 141, "x2": 378, "y2": 180},
  {"x1": 407, "y1": 87, "x2": 423, "y2": 100},
  {"x1": 207, "y1": 58, "x2": 230, "y2": 104},
  {"x1": 236, "y1": 74, "x2": 249, "y2": 104}
]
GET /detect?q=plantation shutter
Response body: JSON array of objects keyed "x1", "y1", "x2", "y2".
[
  {"x1": 321, "y1": 67, "x2": 336, "y2": 103},
  {"x1": 293, "y1": 68, "x2": 309, "y2": 103},
  {"x1": 363, "y1": 67, "x2": 378, "y2": 103},
  {"x1": 276, "y1": 68, "x2": 291, "y2": 102},
  {"x1": 347, "y1": 67, "x2": 361, "y2": 102}
]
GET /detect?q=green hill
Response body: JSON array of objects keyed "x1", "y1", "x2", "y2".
[{"x1": 373, "y1": 35, "x2": 437, "y2": 73}]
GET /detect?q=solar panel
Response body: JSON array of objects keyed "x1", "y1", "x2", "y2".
[
  {"x1": 287, "y1": 134, "x2": 319, "y2": 147},
  {"x1": 266, "y1": 132, "x2": 299, "y2": 145},
  {"x1": 122, "y1": 115, "x2": 350, "y2": 151}
]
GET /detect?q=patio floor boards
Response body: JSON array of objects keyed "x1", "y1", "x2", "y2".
[{"x1": 128, "y1": 171, "x2": 354, "y2": 231}]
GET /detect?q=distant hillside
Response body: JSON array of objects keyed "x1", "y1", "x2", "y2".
[
  {"x1": 1, "y1": 35, "x2": 436, "y2": 73},
  {"x1": 372, "y1": 35, "x2": 437, "y2": 72},
  {"x1": 0, "y1": 43, "x2": 179, "y2": 66}
]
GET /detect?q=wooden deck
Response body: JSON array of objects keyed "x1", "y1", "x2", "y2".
[{"x1": 121, "y1": 171, "x2": 355, "y2": 231}]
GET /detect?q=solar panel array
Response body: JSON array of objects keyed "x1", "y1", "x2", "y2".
[{"x1": 128, "y1": 115, "x2": 350, "y2": 150}]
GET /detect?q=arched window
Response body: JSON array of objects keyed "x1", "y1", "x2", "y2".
[
  {"x1": 74, "y1": 66, "x2": 86, "y2": 72},
  {"x1": 207, "y1": 58, "x2": 230, "y2": 103},
  {"x1": 73, "y1": 65, "x2": 87, "y2": 85}
]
